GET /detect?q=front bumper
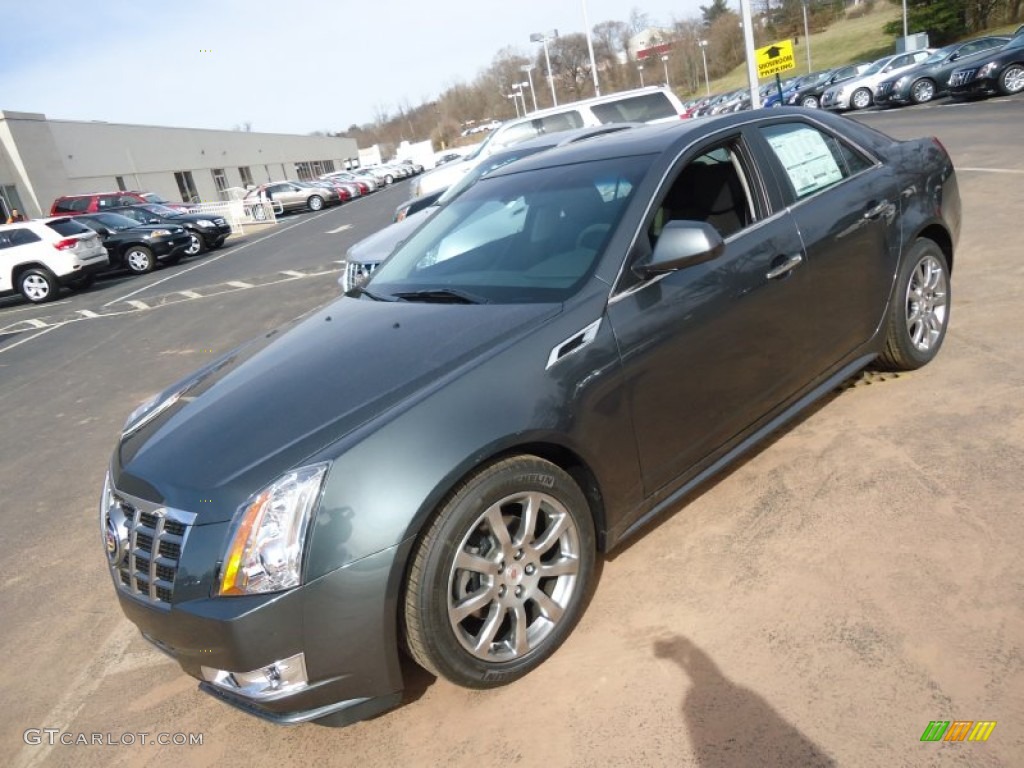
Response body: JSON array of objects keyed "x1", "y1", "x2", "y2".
[
  {"x1": 195, "y1": 223, "x2": 232, "y2": 245},
  {"x1": 151, "y1": 233, "x2": 193, "y2": 260},
  {"x1": 113, "y1": 538, "x2": 412, "y2": 724},
  {"x1": 948, "y1": 77, "x2": 998, "y2": 98}
]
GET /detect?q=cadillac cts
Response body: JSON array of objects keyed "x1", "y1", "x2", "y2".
[{"x1": 101, "y1": 109, "x2": 959, "y2": 726}]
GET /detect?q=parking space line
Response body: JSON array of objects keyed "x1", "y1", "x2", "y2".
[
  {"x1": 76, "y1": 309, "x2": 100, "y2": 318},
  {"x1": 227, "y1": 280, "x2": 253, "y2": 288},
  {"x1": 0, "y1": 323, "x2": 61, "y2": 354},
  {"x1": 279, "y1": 270, "x2": 306, "y2": 277},
  {"x1": 126, "y1": 300, "x2": 150, "y2": 310},
  {"x1": 23, "y1": 318, "x2": 48, "y2": 329},
  {"x1": 179, "y1": 290, "x2": 202, "y2": 298},
  {"x1": 102, "y1": 207, "x2": 338, "y2": 307},
  {"x1": 0, "y1": 299, "x2": 70, "y2": 314},
  {"x1": 958, "y1": 167, "x2": 1024, "y2": 174}
]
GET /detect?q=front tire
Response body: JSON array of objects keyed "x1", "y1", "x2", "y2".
[
  {"x1": 18, "y1": 268, "x2": 59, "y2": 303},
  {"x1": 877, "y1": 239, "x2": 950, "y2": 371},
  {"x1": 851, "y1": 88, "x2": 872, "y2": 110},
  {"x1": 184, "y1": 231, "x2": 205, "y2": 257},
  {"x1": 307, "y1": 195, "x2": 324, "y2": 212},
  {"x1": 801, "y1": 95, "x2": 819, "y2": 108},
  {"x1": 910, "y1": 78, "x2": 936, "y2": 104},
  {"x1": 998, "y1": 64, "x2": 1024, "y2": 95},
  {"x1": 124, "y1": 246, "x2": 155, "y2": 274},
  {"x1": 403, "y1": 456, "x2": 595, "y2": 688}
]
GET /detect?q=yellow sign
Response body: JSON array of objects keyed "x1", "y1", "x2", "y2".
[{"x1": 756, "y1": 40, "x2": 796, "y2": 79}]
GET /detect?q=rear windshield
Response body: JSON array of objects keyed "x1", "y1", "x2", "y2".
[
  {"x1": 591, "y1": 92, "x2": 678, "y2": 123},
  {"x1": 46, "y1": 219, "x2": 94, "y2": 236}
]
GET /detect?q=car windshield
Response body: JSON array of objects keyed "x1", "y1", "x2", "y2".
[
  {"x1": 87, "y1": 213, "x2": 141, "y2": 231},
  {"x1": 142, "y1": 204, "x2": 180, "y2": 217},
  {"x1": 141, "y1": 193, "x2": 169, "y2": 204},
  {"x1": 924, "y1": 45, "x2": 957, "y2": 64},
  {"x1": 1006, "y1": 34, "x2": 1024, "y2": 50},
  {"x1": 367, "y1": 155, "x2": 651, "y2": 304},
  {"x1": 435, "y1": 146, "x2": 550, "y2": 206},
  {"x1": 862, "y1": 58, "x2": 891, "y2": 76}
]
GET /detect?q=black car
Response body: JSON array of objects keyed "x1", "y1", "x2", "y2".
[
  {"x1": 100, "y1": 109, "x2": 959, "y2": 727},
  {"x1": 784, "y1": 62, "x2": 870, "y2": 108},
  {"x1": 73, "y1": 212, "x2": 191, "y2": 273},
  {"x1": 110, "y1": 203, "x2": 232, "y2": 256},
  {"x1": 875, "y1": 36, "x2": 1011, "y2": 106},
  {"x1": 948, "y1": 31, "x2": 1024, "y2": 99}
]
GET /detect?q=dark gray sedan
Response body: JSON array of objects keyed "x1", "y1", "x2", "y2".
[{"x1": 100, "y1": 109, "x2": 959, "y2": 727}]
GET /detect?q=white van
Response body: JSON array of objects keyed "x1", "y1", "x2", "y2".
[{"x1": 411, "y1": 86, "x2": 687, "y2": 199}]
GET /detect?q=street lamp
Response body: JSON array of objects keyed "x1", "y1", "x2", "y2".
[
  {"x1": 530, "y1": 30, "x2": 559, "y2": 107},
  {"x1": 520, "y1": 64, "x2": 538, "y2": 112},
  {"x1": 507, "y1": 93, "x2": 521, "y2": 118},
  {"x1": 698, "y1": 39, "x2": 711, "y2": 96},
  {"x1": 637, "y1": 63, "x2": 645, "y2": 87},
  {"x1": 801, "y1": 0, "x2": 812, "y2": 71},
  {"x1": 513, "y1": 82, "x2": 529, "y2": 116},
  {"x1": 581, "y1": 0, "x2": 601, "y2": 96},
  {"x1": 660, "y1": 54, "x2": 670, "y2": 89}
]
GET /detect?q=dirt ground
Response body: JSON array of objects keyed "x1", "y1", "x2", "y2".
[{"x1": 3, "y1": 102, "x2": 1023, "y2": 767}]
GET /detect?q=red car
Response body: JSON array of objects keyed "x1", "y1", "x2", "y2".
[{"x1": 51, "y1": 191, "x2": 189, "y2": 215}]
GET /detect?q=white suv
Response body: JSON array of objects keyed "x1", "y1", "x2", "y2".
[{"x1": 0, "y1": 217, "x2": 109, "y2": 303}]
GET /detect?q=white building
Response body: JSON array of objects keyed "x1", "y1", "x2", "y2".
[{"x1": 0, "y1": 110, "x2": 359, "y2": 218}]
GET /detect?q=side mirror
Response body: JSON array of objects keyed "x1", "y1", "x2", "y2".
[
  {"x1": 148, "y1": 218, "x2": 160, "y2": 224},
  {"x1": 633, "y1": 221, "x2": 724, "y2": 279},
  {"x1": 93, "y1": 226, "x2": 111, "y2": 236},
  {"x1": 949, "y1": 52, "x2": 960, "y2": 61}
]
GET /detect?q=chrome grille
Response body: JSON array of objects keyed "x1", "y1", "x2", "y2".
[
  {"x1": 343, "y1": 260, "x2": 379, "y2": 292},
  {"x1": 109, "y1": 492, "x2": 195, "y2": 608},
  {"x1": 950, "y1": 69, "x2": 975, "y2": 87}
]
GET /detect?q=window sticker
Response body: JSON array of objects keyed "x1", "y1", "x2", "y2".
[{"x1": 765, "y1": 126, "x2": 844, "y2": 197}]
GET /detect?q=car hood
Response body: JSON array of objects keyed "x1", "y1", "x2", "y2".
[
  {"x1": 346, "y1": 207, "x2": 435, "y2": 264},
  {"x1": 166, "y1": 212, "x2": 227, "y2": 224},
  {"x1": 115, "y1": 297, "x2": 560, "y2": 522}
]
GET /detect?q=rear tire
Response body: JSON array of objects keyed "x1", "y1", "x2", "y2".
[
  {"x1": 403, "y1": 456, "x2": 595, "y2": 688},
  {"x1": 18, "y1": 268, "x2": 59, "y2": 303},
  {"x1": 877, "y1": 239, "x2": 950, "y2": 371},
  {"x1": 307, "y1": 195, "x2": 324, "y2": 212}
]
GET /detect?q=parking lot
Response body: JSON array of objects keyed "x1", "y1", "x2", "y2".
[{"x1": 3, "y1": 100, "x2": 1023, "y2": 767}]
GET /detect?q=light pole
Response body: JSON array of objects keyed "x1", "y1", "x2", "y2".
[
  {"x1": 637, "y1": 63, "x2": 645, "y2": 87},
  {"x1": 514, "y1": 82, "x2": 529, "y2": 116},
  {"x1": 660, "y1": 54, "x2": 670, "y2": 89},
  {"x1": 698, "y1": 39, "x2": 710, "y2": 96},
  {"x1": 530, "y1": 30, "x2": 559, "y2": 107},
  {"x1": 801, "y1": 0, "x2": 812, "y2": 71},
  {"x1": 581, "y1": 0, "x2": 601, "y2": 96},
  {"x1": 507, "y1": 93, "x2": 521, "y2": 118},
  {"x1": 520, "y1": 64, "x2": 538, "y2": 112}
]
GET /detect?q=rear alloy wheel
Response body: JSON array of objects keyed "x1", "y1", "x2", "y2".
[
  {"x1": 910, "y1": 78, "x2": 936, "y2": 104},
  {"x1": 877, "y1": 239, "x2": 950, "y2": 371},
  {"x1": 851, "y1": 88, "x2": 872, "y2": 110},
  {"x1": 18, "y1": 268, "x2": 59, "y2": 303},
  {"x1": 385, "y1": 174, "x2": 394, "y2": 185},
  {"x1": 124, "y1": 246, "x2": 155, "y2": 274},
  {"x1": 999, "y1": 64, "x2": 1024, "y2": 95},
  {"x1": 801, "y1": 95, "x2": 820, "y2": 108},
  {"x1": 404, "y1": 456, "x2": 595, "y2": 687},
  {"x1": 184, "y1": 231, "x2": 205, "y2": 257},
  {"x1": 307, "y1": 195, "x2": 324, "y2": 212}
]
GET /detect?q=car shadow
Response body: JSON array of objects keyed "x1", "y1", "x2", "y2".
[{"x1": 654, "y1": 634, "x2": 836, "y2": 767}]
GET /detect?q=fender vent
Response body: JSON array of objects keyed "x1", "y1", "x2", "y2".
[{"x1": 546, "y1": 319, "x2": 601, "y2": 369}]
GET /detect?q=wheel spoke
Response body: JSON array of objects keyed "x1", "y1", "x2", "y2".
[
  {"x1": 529, "y1": 513, "x2": 570, "y2": 557},
  {"x1": 454, "y1": 550, "x2": 499, "y2": 577},
  {"x1": 531, "y1": 589, "x2": 564, "y2": 623},
  {"x1": 452, "y1": 584, "x2": 496, "y2": 623},
  {"x1": 514, "y1": 493, "x2": 540, "y2": 547},
  {"x1": 472, "y1": 604, "x2": 506, "y2": 653},
  {"x1": 511, "y1": 604, "x2": 529, "y2": 655},
  {"x1": 538, "y1": 557, "x2": 578, "y2": 578},
  {"x1": 484, "y1": 506, "x2": 513, "y2": 550}
]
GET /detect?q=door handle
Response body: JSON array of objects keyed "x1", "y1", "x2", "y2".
[
  {"x1": 766, "y1": 253, "x2": 803, "y2": 280},
  {"x1": 863, "y1": 200, "x2": 893, "y2": 220}
]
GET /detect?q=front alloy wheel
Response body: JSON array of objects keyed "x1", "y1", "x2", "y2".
[
  {"x1": 184, "y1": 232, "x2": 205, "y2": 256},
  {"x1": 124, "y1": 246, "x2": 154, "y2": 274},
  {"x1": 911, "y1": 78, "x2": 936, "y2": 104},
  {"x1": 404, "y1": 457, "x2": 595, "y2": 687},
  {"x1": 801, "y1": 95, "x2": 819, "y2": 108},
  {"x1": 999, "y1": 64, "x2": 1024, "y2": 95},
  {"x1": 851, "y1": 88, "x2": 872, "y2": 109},
  {"x1": 878, "y1": 239, "x2": 950, "y2": 370}
]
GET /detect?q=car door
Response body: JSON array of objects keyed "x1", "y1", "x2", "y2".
[
  {"x1": 750, "y1": 118, "x2": 900, "y2": 374},
  {"x1": 606, "y1": 132, "x2": 815, "y2": 496}
]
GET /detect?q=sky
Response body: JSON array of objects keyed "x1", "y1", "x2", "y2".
[{"x1": 1, "y1": 0, "x2": 706, "y2": 136}]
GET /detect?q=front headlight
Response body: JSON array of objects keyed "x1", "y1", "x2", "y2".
[
  {"x1": 147, "y1": 228, "x2": 173, "y2": 238},
  {"x1": 196, "y1": 219, "x2": 215, "y2": 227},
  {"x1": 977, "y1": 62, "x2": 998, "y2": 78},
  {"x1": 218, "y1": 464, "x2": 329, "y2": 596}
]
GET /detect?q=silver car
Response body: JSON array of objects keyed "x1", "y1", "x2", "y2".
[
  {"x1": 821, "y1": 50, "x2": 933, "y2": 110},
  {"x1": 244, "y1": 181, "x2": 334, "y2": 214}
]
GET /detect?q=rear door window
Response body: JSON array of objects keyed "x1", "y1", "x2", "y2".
[
  {"x1": 591, "y1": 93, "x2": 678, "y2": 123},
  {"x1": 759, "y1": 122, "x2": 874, "y2": 201},
  {"x1": 5, "y1": 228, "x2": 42, "y2": 246},
  {"x1": 55, "y1": 197, "x2": 90, "y2": 213}
]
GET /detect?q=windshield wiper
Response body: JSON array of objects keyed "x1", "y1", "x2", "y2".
[
  {"x1": 391, "y1": 288, "x2": 487, "y2": 304},
  {"x1": 350, "y1": 285, "x2": 398, "y2": 302}
]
